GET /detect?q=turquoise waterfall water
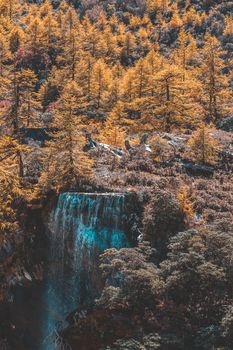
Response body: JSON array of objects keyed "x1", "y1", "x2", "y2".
[{"x1": 40, "y1": 193, "x2": 130, "y2": 350}]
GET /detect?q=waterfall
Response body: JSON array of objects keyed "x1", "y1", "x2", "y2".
[{"x1": 40, "y1": 193, "x2": 130, "y2": 350}]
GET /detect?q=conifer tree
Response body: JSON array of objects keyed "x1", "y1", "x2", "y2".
[
  {"x1": 224, "y1": 16, "x2": 233, "y2": 36},
  {"x1": 146, "y1": 0, "x2": 169, "y2": 17},
  {"x1": 109, "y1": 61, "x2": 125, "y2": 107},
  {"x1": 99, "y1": 116, "x2": 126, "y2": 169},
  {"x1": 0, "y1": 0, "x2": 21, "y2": 20},
  {"x1": 90, "y1": 59, "x2": 112, "y2": 111},
  {"x1": 149, "y1": 63, "x2": 203, "y2": 131},
  {"x1": 0, "y1": 136, "x2": 30, "y2": 293},
  {"x1": 134, "y1": 58, "x2": 150, "y2": 98},
  {"x1": 41, "y1": 11, "x2": 61, "y2": 51},
  {"x1": 0, "y1": 30, "x2": 10, "y2": 77},
  {"x1": 177, "y1": 186, "x2": 194, "y2": 219},
  {"x1": 187, "y1": 125, "x2": 219, "y2": 165},
  {"x1": 65, "y1": 6, "x2": 78, "y2": 30},
  {"x1": 75, "y1": 52, "x2": 94, "y2": 108},
  {"x1": 200, "y1": 34, "x2": 232, "y2": 123},
  {"x1": 37, "y1": 66, "x2": 64, "y2": 111},
  {"x1": 120, "y1": 31, "x2": 136, "y2": 64},
  {"x1": 136, "y1": 27, "x2": 151, "y2": 55},
  {"x1": 25, "y1": 16, "x2": 44, "y2": 50},
  {"x1": 81, "y1": 16, "x2": 103, "y2": 58},
  {"x1": 40, "y1": 81, "x2": 93, "y2": 191},
  {"x1": 121, "y1": 67, "x2": 137, "y2": 103},
  {"x1": 100, "y1": 117, "x2": 126, "y2": 149},
  {"x1": 170, "y1": 10, "x2": 183, "y2": 29},
  {"x1": 64, "y1": 29, "x2": 78, "y2": 81},
  {"x1": 151, "y1": 64, "x2": 184, "y2": 131},
  {"x1": 0, "y1": 164, "x2": 20, "y2": 239},
  {"x1": 102, "y1": 26, "x2": 119, "y2": 62},
  {"x1": 150, "y1": 135, "x2": 171, "y2": 162},
  {"x1": 9, "y1": 27, "x2": 24, "y2": 54},
  {"x1": 0, "y1": 136, "x2": 27, "y2": 176},
  {"x1": 144, "y1": 49, "x2": 163, "y2": 97},
  {"x1": 1, "y1": 67, "x2": 40, "y2": 175},
  {"x1": 39, "y1": 0, "x2": 53, "y2": 18},
  {"x1": 2, "y1": 68, "x2": 39, "y2": 130},
  {"x1": 173, "y1": 30, "x2": 198, "y2": 70}
]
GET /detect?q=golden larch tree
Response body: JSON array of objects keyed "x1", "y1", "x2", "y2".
[
  {"x1": 39, "y1": 80, "x2": 93, "y2": 192},
  {"x1": 188, "y1": 125, "x2": 220, "y2": 165},
  {"x1": 200, "y1": 34, "x2": 232, "y2": 123}
]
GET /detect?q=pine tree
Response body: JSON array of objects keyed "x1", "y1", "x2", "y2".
[
  {"x1": 150, "y1": 64, "x2": 184, "y2": 132},
  {"x1": 56, "y1": 25, "x2": 81, "y2": 81},
  {"x1": 37, "y1": 66, "x2": 64, "y2": 111},
  {"x1": 81, "y1": 16, "x2": 103, "y2": 58},
  {"x1": 2, "y1": 68, "x2": 40, "y2": 129},
  {"x1": 173, "y1": 30, "x2": 198, "y2": 70},
  {"x1": 136, "y1": 27, "x2": 151, "y2": 56},
  {"x1": 145, "y1": 0, "x2": 169, "y2": 17},
  {"x1": 39, "y1": 0, "x2": 53, "y2": 18},
  {"x1": 100, "y1": 117, "x2": 126, "y2": 149},
  {"x1": 120, "y1": 31, "x2": 136, "y2": 64},
  {"x1": 121, "y1": 67, "x2": 137, "y2": 103},
  {"x1": 144, "y1": 49, "x2": 163, "y2": 98},
  {"x1": 1, "y1": 67, "x2": 40, "y2": 175},
  {"x1": 90, "y1": 59, "x2": 112, "y2": 111},
  {"x1": 66, "y1": 29, "x2": 78, "y2": 81},
  {"x1": 0, "y1": 136, "x2": 27, "y2": 177},
  {"x1": 102, "y1": 26, "x2": 119, "y2": 62},
  {"x1": 0, "y1": 135, "x2": 30, "y2": 296},
  {"x1": 75, "y1": 52, "x2": 94, "y2": 107},
  {"x1": 19, "y1": 69, "x2": 41, "y2": 127},
  {"x1": 64, "y1": 6, "x2": 79, "y2": 34},
  {"x1": 9, "y1": 27, "x2": 24, "y2": 54},
  {"x1": 0, "y1": 0, "x2": 22, "y2": 20},
  {"x1": 99, "y1": 116, "x2": 126, "y2": 169},
  {"x1": 170, "y1": 10, "x2": 183, "y2": 29},
  {"x1": 25, "y1": 15, "x2": 44, "y2": 50},
  {"x1": 171, "y1": 31, "x2": 204, "y2": 128},
  {"x1": 109, "y1": 61, "x2": 125, "y2": 107},
  {"x1": 150, "y1": 135, "x2": 171, "y2": 162},
  {"x1": 134, "y1": 58, "x2": 150, "y2": 99},
  {"x1": 224, "y1": 16, "x2": 233, "y2": 36},
  {"x1": 0, "y1": 30, "x2": 10, "y2": 77},
  {"x1": 200, "y1": 34, "x2": 232, "y2": 123},
  {"x1": 177, "y1": 186, "x2": 194, "y2": 219},
  {"x1": 183, "y1": 6, "x2": 198, "y2": 26},
  {"x1": 187, "y1": 125, "x2": 219, "y2": 165},
  {"x1": 148, "y1": 63, "x2": 204, "y2": 131},
  {"x1": 39, "y1": 81, "x2": 93, "y2": 191},
  {"x1": 40, "y1": 11, "x2": 61, "y2": 51},
  {"x1": 0, "y1": 162, "x2": 20, "y2": 239}
]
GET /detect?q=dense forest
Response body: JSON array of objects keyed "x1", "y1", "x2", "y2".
[{"x1": 0, "y1": 0, "x2": 233, "y2": 349}]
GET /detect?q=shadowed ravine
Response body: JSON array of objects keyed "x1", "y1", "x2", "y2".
[{"x1": 40, "y1": 192, "x2": 130, "y2": 350}]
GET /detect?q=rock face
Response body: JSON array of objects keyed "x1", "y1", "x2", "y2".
[
  {"x1": 1, "y1": 193, "x2": 140, "y2": 350},
  {"x1": 41, "y1": 192, "x2": 132, "y2": 349},
  {"x1": 218, "y1": 116, "x2": 233, "y2": 132},
  {"x1": 19, "y1": 128, "x2": 53, "y2": 146},
  {"x1": 182, "y1": 161, "x2": 215, "y2": 176}
]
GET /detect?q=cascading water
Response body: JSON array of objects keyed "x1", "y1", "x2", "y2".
[{"x1": 40, "y1": 192, "x2": 130, "y2": 350}]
